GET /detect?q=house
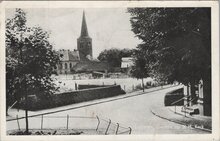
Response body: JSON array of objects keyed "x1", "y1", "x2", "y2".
[{"x1": 121, "y1": 57, "x2": 133, "y2": 74}]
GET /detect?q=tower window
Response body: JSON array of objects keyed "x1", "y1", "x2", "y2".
[
  {"x1": 70, "y1": 63, "x2": 72, "y2": 68},
  {"x1": 65, "y1": 63, "x2": 68, "y2": 69}
]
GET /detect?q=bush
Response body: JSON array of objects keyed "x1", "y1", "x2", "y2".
[{"x1": 164, "y1": 88, "x2": 184, "y2": 106}]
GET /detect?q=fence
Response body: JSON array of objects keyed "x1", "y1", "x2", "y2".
[{"x1": 7, "y1": 115, "x2": 132, "y2": 135}]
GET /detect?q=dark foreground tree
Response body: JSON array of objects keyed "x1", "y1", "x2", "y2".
[
  {"x1": 6, "y1": 9, "x2": 60, "y2": 133},
  {"x1": 128, "y1": 8, "x2": 211, "y2": 115}
]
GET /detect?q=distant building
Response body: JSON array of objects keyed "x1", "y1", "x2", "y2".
[
  {"x1": 57, "y1": 49, "x2": 80, "y2": 74},
  {"x1": 121, "y1": 57, "x2": 133, "y2": 74},
  {"x1": 55, "y1": 11, "x2": 110, "y2": 75}
]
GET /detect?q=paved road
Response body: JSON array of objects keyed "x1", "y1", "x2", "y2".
[{"x1": 7, "y1": 86, "x2": 207, "y2": 134}]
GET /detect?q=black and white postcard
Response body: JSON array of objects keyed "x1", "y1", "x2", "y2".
[{"x1": 0, "y1": 1, "x2": 219, "y2": 141}]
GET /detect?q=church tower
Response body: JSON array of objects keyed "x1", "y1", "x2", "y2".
[{"x1": 77, "y1": 11, "x2": 92, "y2": 60}]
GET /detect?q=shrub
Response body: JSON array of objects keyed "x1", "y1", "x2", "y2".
[{"x1": 164, "y1": 88, "x2": 184, "y2": 106}]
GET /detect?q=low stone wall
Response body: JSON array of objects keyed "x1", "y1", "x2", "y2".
[
  {"x1": 19, "y1": 85, "x2": 126, "y2": 111},
  {"x1": 78, "y1": 84, "x2": 111, "y2": 90}
]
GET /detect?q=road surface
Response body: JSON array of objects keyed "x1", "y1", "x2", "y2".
[{"x1": 7, "y1": 86, "x2": 207, "y2": 134}]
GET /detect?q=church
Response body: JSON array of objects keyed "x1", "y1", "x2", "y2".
[{"x1": 55, "y1": 11, "x2": 110, "y2": 75}]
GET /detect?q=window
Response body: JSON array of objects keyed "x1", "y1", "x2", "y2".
[
  {"x1": 60, "y1": 63, "x2": 62, "y2": 69},
  {"x1": 70, "y1": 63, "x2": 72, "y2": 68},
  {"x1": 65, "y1": 63, "x2": 67, "y2": 69}
]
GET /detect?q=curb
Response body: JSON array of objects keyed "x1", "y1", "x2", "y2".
[
  {"x1": 7, "y1": 85, "x2": 179, "y2": 122},
  {"x1": 150, "y1": 108, "x2": 212, "y2": 133}
]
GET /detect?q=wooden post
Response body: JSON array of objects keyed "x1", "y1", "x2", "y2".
[
  {"x1": 41, "y1": 115, "x2": 43, "y2": 129},
  {"x1": 75, "y1": 83, "x2": 77, "y2": 90},
  {"x1": 142, "y1": 78, "x2": 145, "y2": 92},
  {"x1": 129, "y1": 127, "x2": 132, "y2": 134},
  {"x1": 16, "y1": 115, "x2": 20, "y2": 130},
  {"x1": 67, "y1": 115, "x2": 69, "y2": 129},
  {"x1": 115, "y1": 123, "x2": 119, "y2": 134},
  {"x1": 96, "y1": 116, "x2": 100, "y2": 131},
  {"x1": 132, "y1": 85, "x2": 134, "y2": 91},
  {"x1": 105, "y1": 119, "x2": 111, "y2": 135}
]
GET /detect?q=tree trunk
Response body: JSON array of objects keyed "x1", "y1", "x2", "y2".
[
  {"x1": 20, "y1": 47, "x2": 29, "y2": 134},
  {"x1": 142, "y1": 78, "x2": 144, "y2": 92},
  {"x1": 25, "y1": 92, "x2": 29, "y2": 134}
]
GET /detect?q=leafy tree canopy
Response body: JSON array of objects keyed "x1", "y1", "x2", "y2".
[
  {"x1": 6, "y1": 9, "x2": 60, "y2": 108},
  {"x1": 127, "y1": 8, "x2": 211, "y2": 85},
  {"x1": 97, "y1": 48, "x2": 134, "y2": 68}
]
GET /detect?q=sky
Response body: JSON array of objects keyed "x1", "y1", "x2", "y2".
[{"x1": 6, "y1": 8, "x2": 141, "y2": 58}]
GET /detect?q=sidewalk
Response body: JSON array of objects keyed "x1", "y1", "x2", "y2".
[
  {"x1": 150, "y1": 106, "x2": 212, "y2": 133},
  {"x1": 7, "y1": 84, "x2": 181, "y2": 121}
]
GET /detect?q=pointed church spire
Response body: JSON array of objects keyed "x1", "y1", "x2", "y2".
[{"x1": 80, "y1": 11, "x2": 89, "y2": 37}]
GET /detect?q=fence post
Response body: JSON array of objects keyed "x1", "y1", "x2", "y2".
[
  {"x1": 16, "y1": 115, "x2": 20, "y2": 130},
  {"x1": 41, "y1": 115, "x2": 43, "y2": 129},
  {"x1": 105, "y1": 119, "x2": 111, "y2": 135},
  {"x1": 96, "y1": 116, "x2": 100, "y2": 131},
  {"x1": 67, "y1": 115, "x2": 69, "y2": 129},
  {"x1": 129, "y1": 127, "x2": 132, "y2": 134},
  {"x1": 115, "y1": 123, "x2": 119, "y2": 135},
  {"x1": 75, "y1": 83, "x2": 77, "y2": 90},
  {"x1": 174, "y1": 106, "x2": 176, "y2": 113},
  {"x1": 103, "y1": 82, "x2": 104, "y2": 86},
  {"x1": 132, "y1": 84, "x2": 134, "y2": 91}
]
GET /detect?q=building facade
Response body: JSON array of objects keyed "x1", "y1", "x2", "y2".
[
  {"x1": 57, "y1": 49, "x2": 80, "y2": 74},
  {"x1": 121, "y1": 57, "x2": 133, "y2": 75}
]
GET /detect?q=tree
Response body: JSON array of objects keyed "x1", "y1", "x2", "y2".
[
  {"x1": 97, "y1": 48, "x2": 133, "y2": 68},
  {"x1": 6, "y1": 9, "x2": 60, "y2": 133},
  {"x1": 130, "y1": 46, "x2": 151, "y2": 92},
  {"x1": 128, "y1": 8, "x2": 211, "y2": 115}
]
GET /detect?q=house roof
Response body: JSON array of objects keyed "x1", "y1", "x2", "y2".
[
  {"x1": 58, "y1": 50, "x2": 80, "y2": 62},
  {"x1": 73, "y1": 60, "x2": 110, "y2": 72}
]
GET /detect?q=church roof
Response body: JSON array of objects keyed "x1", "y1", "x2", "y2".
[{"x1": 58, "y1": 50, "x2": 80, "y2": 61}]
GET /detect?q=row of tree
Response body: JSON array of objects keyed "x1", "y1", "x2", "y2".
[
  {"x1": 128, "y1": 8, "x2": 211, "y2": 115},
  {"x1": 97, "y1": 48, "x2": 134, "y2": 68}
]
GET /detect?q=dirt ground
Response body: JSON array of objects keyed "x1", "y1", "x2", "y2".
[{"x1": 7, "y1": 128, "x2": 101, "y2": 135}]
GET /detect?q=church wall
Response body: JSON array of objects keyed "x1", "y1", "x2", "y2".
[
  {"x1": 56, "y1": 61, "x2": 78, "y2": 74},
  {"x1": 77, "y1": 37, "x2": 92, "y2": 60}
]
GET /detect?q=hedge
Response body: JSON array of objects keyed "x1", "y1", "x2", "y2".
[{"x1": 164, "y1": 88, "x2": 184, "y2": 106}]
